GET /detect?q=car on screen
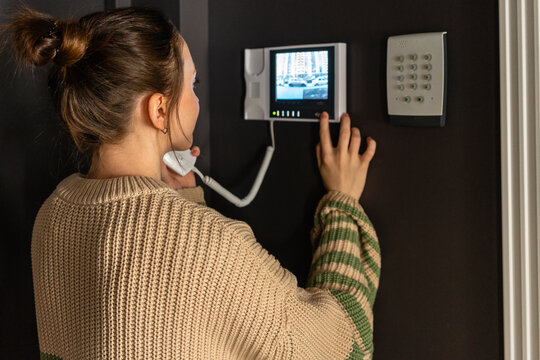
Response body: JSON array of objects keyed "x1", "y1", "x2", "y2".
[
  {"x1": 312, "y1": 76, "x2": 328, "y2": 86},
  {"x1": 305, "y1": 75, "x2": 316, "y2": 83},
  {"x1": 288, "y1": 78, "x2": 307, "y2": 87}
]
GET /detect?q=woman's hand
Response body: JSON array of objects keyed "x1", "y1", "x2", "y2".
[
  {"x1": 316, "y1": 112, "x2": 376, "y2": 201},
  {"x1": 161, "y1": 146, "x2": 201, "y2": 190}
]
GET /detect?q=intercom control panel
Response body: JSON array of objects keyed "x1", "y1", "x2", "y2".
[{"x1": 387, "y1": 32, "x2": 447, "y2": 127}]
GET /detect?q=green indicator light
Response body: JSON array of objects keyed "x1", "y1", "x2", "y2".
[{"x1": 272, "y1": 111, "x2": 276, "y2": 115}]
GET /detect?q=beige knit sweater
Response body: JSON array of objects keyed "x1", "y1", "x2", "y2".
[{"x1": 31, "y1": 173, "x2": 381, "y2": 360}]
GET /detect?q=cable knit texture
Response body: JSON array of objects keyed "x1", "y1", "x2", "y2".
[{"x1": 31, "y1": 173, "x2": 381, "y2": 359}]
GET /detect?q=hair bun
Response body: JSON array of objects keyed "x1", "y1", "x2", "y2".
[
  {"x1": 3, "y1": 6, "x2": 88, "y2": 67},
  {"x1": 53, "y1": 20, "x2": 88, "y2": 67}
]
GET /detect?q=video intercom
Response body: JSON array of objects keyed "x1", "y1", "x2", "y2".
[
  {"x1": 165, "y1": 42, "x2": 350, "y2": 207},
  {"x1": 244, "y1": 42, "x2": 346, "y2": 123}
]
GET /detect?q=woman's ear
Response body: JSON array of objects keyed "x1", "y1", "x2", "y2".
[{"x1": 147, "y1": 92, "x2": 168, "y2": 131}]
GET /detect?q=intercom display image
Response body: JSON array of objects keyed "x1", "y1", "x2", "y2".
[
  {"x1": 275, "y1": 50, "x2": 329, "y2": 100},
  {"x1": 245, "y1": 42, "x2": 344, "y2": 122}
]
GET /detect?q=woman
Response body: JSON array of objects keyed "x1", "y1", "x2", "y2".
[{"x1": 3, "y1": 5, "x2": 380, "y2": 360}]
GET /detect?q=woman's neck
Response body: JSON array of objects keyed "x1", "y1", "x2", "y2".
[{"x1": 86, "y1": 143, "x2": 163, "y2": 181}]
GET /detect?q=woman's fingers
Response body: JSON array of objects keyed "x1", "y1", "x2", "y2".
[
  {"x1": 318, "y1": 111, "x2": 374, "y2": 163},
  {"x1": 361, "y1": 137, "x2": 377, "y2": 163},
  {"x1": 319, "y1": 112, "x2": 333, "y2": 154},
  {"x1": 191, "y1": 145, "x2": 200, "y2": 157},
  {"x1": 316, "y1": 142, "x2": 321, "y2": 168},
  {"x1": 337, "y1": 113, "x2": 351, "y2": 152},
  {"x1": 349, "y1": 127, "x2": 361, "y2": 154}
]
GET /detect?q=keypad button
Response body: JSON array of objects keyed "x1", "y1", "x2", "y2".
[
  {"x1": 410, "y1": 83, "x2": 418, "y2": 90},
  {"x1": 424, "y1": 83, "x2": 431, "y2": 90},
  {"x1": 424, "y1": 64, "x2": 432, "y2": 71},
  {"x1": 410, "y1": 64, "x2": 417, "y2": 70},
  {"x1": 417, "y1": 96, "x2": 424, "y2": 102},
  {"x1": 424, "y1": 54, "x2": 432, "y2": 61},
  {"x1": 410, "y1": 54, "x2": 418, "y2": 61},
  {"x1": 404, "y1": 96, "x2": 411, "y2": 103},
  {"x1": 424, "y1": 74, "x2": 432, "y2": 81}
]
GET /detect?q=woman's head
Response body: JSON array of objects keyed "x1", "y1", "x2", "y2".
[{"x1": 1, "y1": 5, "x2": 198, "y2": 168}]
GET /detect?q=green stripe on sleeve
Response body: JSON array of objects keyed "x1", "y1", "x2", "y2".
[
  {"x1": 318, "y1": 227, "x2": 360, "y2": 247},
  {"x1": 313, "y1": 251, "x2": 363, "y2": 272},
  {"x1": 307, "y1": 271, "x2": 375, "y2": 307},
  {"x1": 311, "y1": 251, "x2": 379, "y2": 301},
  {"x1": 359, "y1": 229, "x2": 380, "y2": 255},
  {"x1": 360, "y1": 250, "x2": 381, "y2": 279},
  {"x1": 330, "y1": 290, "x2": 374, "y2": 359},
  {"x1": 347, "y1": 338, "x2": 365, "y2": 360},
  {"x1": 326, "y1": 215, "x2": 357, "y2": 226}
]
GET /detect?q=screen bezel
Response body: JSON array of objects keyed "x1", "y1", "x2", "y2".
[{"x1": 269, "y1": 46, "x2": 335, "y2": 119}]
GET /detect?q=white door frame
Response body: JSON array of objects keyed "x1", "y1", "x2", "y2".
[{"x1": 499, "y1": 0, "x2": 540, "y2": 359}]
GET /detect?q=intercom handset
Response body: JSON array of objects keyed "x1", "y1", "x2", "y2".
[
  {"x1": 163, "y1": 119, "x2": 275, "y2": 208},
  {"x1": 163, "y1": 150, "x2": 197, "y2": 176},
  {"x1": 244, "y1": 42, "x2": 346, "y2": 123}
]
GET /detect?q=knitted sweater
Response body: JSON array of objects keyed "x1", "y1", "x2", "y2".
[{"x1": 31, "y1": 173, "x2": 381, "y2": 360}]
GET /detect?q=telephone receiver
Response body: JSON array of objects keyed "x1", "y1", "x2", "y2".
[{"x1": 163, "y1": 129, "x2": 275, "y2": 208}]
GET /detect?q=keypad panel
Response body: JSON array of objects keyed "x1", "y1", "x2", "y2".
[{"x1": 387, "y1": 33, "x2": 446, "y2": 117}]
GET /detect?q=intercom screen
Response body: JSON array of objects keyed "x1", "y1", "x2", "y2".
[{"x1": 275, "y1": 50, "x2": 329, "y2": 100}]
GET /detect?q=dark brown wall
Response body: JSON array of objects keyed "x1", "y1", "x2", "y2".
[
  {"x1": 207, "y1": 1, "x2": 502, "y2": 359},
  {"x1": 0, "y1": 2, "x2": 104, "y2": 358}
]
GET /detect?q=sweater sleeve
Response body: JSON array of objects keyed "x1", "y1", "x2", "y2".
[
  {"x1": 305, "y1": 190, "x2": 381, "y2": 359},
  {"x1": 223, "y1": 191, "x2": 380, "y2": 360}
]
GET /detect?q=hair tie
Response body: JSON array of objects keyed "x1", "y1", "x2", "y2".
[
  {"x1": 40, "y1": 20, "x2": 61, "y2": 55},
  {"x1": 47, "y1": 20, "x2": 58, "y2": 37},
  {"x1": 40, "y1": 20, "x2": 58, "y2": 39}
]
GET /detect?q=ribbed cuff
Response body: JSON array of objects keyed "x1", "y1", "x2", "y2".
[
  {"x1": 311, "y1": 190, "x2": 376, "y2": 250},
  {"x1": 176, "y1": 186, "x2": 205, "y2": 204},
  {"x1": 315, "y1": 191, "x2": 366, "y2": 223}
]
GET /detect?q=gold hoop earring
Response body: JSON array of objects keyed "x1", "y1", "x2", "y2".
[{"x1": 161, "y1": 127, "x2": 168, "y2": 134}]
